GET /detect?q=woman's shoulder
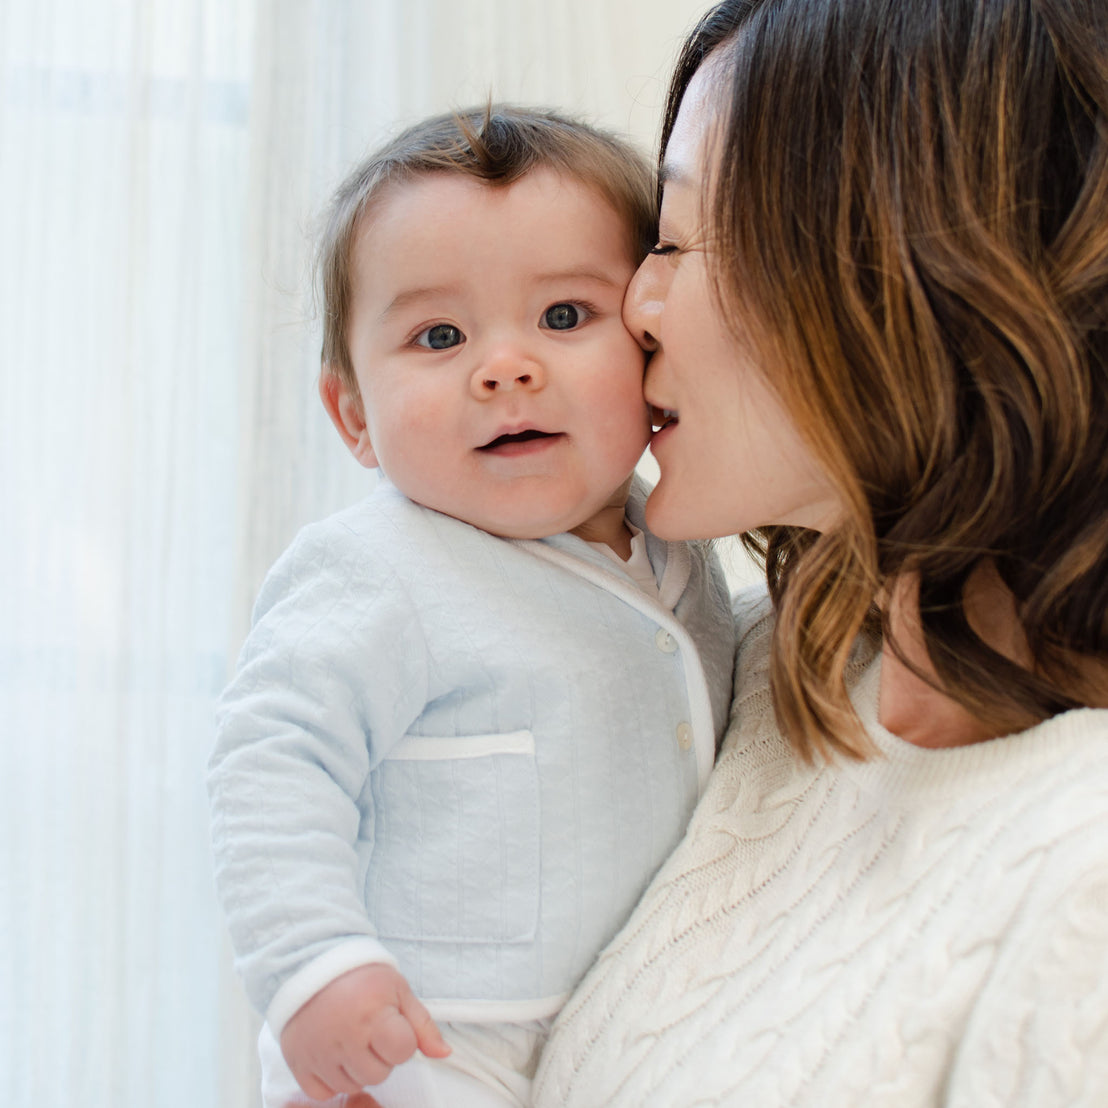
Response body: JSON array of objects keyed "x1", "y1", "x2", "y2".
[
  {"x1": 729, "y1": 584, "x2": 775, "y2": 701},
  {"x1": 711, "y1": 585, "x2": 794, "y2": 780},
  {"x1": 732, "y1": 582, "x2": 772, "y2": 630},
  {"x1": 732, "y1": 583, "x2": 774, "y2": 654}
]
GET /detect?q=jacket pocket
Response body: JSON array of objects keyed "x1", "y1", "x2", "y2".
[{"x1": 366, "y1": 730, "x2": 540, "y2": 944}]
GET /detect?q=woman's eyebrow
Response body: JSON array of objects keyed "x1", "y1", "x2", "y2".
[{"x1": 658, "y1": 160, "x2": 693, "y2": 189}]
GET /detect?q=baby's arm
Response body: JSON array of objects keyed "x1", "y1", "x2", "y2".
[
  {"x1": 280, "y1": 964, "x2": 451, "y2": 1101},
  {"x1": 208, "y1": 521, "x2": 435, "y2": 1048}
]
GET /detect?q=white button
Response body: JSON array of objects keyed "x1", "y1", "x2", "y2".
[
  {"x1": 676, "y1": 722, "x2": 693, "y2": 750},
  {"x1": 654, "y1": 628, "x2": 678, "y2": 653}
]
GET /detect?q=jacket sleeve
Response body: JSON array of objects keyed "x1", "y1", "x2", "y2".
[{"x1": 207, "y1": 518, "x2": 430, "y2": 1030}]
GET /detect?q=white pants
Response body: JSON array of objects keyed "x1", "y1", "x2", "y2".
[{"x1": 258, "y1": 1018, "x2": 549, "y2": 1108}]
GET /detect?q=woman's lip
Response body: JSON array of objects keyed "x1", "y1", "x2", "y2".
[
  {"x1": 649, "y1": 405, "x2": 678, "y2": 433},
  {"x1": 650, "y1": 419, "x2": 677, "y2": 448}
]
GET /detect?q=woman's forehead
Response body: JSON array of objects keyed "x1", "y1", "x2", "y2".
[{"x1": 663, "y1": 50, "x2": 732, "y2": 193}]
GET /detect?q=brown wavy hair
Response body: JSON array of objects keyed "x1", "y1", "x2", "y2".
[
  {"x1": 669, "y1": 0, "x2": 1108, "y2": 759},
  {"x1": 316, "y1": 104, "x2": 656, "y2": 390}
]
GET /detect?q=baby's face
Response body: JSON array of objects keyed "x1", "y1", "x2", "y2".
[{"x1": 338, "y1": 167, "x2": 650, "y2": 540}]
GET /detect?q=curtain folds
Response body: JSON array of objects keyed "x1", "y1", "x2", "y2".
[{"x1": 2, "y1": 2, "x2": 710, "y2": 1104}]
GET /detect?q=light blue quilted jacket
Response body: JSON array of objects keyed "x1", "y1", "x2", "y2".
[{"x1": 208, "y1": 477, "x2": 735, "y2": 1032}]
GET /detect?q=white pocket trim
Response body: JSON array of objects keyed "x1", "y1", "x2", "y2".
[{"x1": 387, "y1": 730, "x2": 535, "y2": 761}]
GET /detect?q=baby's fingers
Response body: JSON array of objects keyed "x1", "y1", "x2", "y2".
[
  {"x1": 288, "y1": 1068, "x2": 340, "y2": 1102},
  {"x1": 367, "y1": 1005, "x2": 419, "y2": 1067},
  {"x1": 283, "y1": 1091, "x2": 384, "y2": 1108},
  {"x1": 397, "y1": 985, "x2": 451, "y2": 1059}
]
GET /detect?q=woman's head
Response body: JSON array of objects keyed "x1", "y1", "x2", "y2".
[
  {"x1": 633, "y1": 44, "x2": 841, "y2": 542},
  {"x1": 634, "y1": 0, "x2": 1108, "y2": 757}
]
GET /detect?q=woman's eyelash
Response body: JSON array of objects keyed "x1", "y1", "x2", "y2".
[{"x1": 649, "y1": 243, "x2": 679, "y2": 256}]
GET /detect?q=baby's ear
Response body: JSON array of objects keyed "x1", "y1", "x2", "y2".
[{"x1": 319, "y1": 367, "x2": 379, "y2": 468}]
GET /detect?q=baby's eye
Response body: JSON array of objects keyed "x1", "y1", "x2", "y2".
[
  {"x1": 414, "y1": 323, "x2": 464, "y2": 349},
  {"x1": 542, "y1": 303, "x2": 589, "y2": 331}
]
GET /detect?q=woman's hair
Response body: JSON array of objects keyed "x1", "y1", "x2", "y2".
[
  {"x1": 316, "y1": 104, "x2": 656, "y2": 389},
  {"x1": 660, "y1": 1, "x2": 759, "y2": 173},
  {"x1": 672, "y1": 0, "x2": 1108, "y2": 759}
]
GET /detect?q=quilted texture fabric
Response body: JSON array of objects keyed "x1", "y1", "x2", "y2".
[
  {"x1": 208, "y1": 478, "x2": 736, "y2": 1031},
  {"x1": 533, "y1": 588, "x2": 1108, "y2": 1107}
]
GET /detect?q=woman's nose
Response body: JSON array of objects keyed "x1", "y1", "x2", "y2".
[
  {"x1": 470, "y1": 347, "x2": 546, "y2": 397},
  {"x1": 622, "y1": 256, "x2": 663, "y2": 352}
]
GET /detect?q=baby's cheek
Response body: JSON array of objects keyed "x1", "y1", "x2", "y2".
[{"x1": 599, "y1": 394, "x2": 652, "y2": 471}]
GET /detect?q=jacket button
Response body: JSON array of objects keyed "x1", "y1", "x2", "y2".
[
  {"x1": 676, "y1": 722, "x2": 693, "y2": 750},
  {"x1": 654, "y1": 628, "x2": 678, "y2": 653}
]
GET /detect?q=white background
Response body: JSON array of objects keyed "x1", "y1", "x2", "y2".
[{"x1": 0, "y1": 2, "x2": 755, "y2": 1103}]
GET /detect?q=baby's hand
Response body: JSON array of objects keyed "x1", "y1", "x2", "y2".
[
  {"x1": 279, "y1": 963, "x2": 451, "y2": 1101},
  {"x1": 281, "y1": 1095, "x2": 384, "y2": 1108},
  {"x1": 281, "y1": 1094, "x2": 385, "y2": 1108}
]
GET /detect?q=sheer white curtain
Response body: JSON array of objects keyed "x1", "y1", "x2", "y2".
[{"x1": 1, "y1": 1, "x2": 712, "y2": 1105}]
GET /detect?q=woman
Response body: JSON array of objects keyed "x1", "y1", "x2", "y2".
[{"x1": 532, "y1": 0, "x2": 1108, "y2": 1104}]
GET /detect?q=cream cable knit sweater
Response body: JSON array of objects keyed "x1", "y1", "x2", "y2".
[{"x1": 533, "y1": 589, "x2": 1108, "y2": 1107}]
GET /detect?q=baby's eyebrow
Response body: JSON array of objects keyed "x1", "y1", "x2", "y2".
[
  {"x1": 379, "y1": 284, "x2": 459, "y2": 321},
  {"x1": 532, "y1": 267, "x2": 626, "y2": 288}
]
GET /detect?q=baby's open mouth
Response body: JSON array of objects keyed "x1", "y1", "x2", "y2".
[
  {"x1": 479, "y1": 429, "x2": 561, "y2": 451},
  {"x1": 651, "y1": 407, "x2": 678, "y2": 433}
]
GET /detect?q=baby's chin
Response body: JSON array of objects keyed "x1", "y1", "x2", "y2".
[
  {"x1": 382, "y1": 466, "x2": 636, "y2": 547},
  {"x1": 421, "y1": 502, "x2": 589, "y2": 542}
]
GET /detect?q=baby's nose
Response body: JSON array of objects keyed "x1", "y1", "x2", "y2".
[
  {"x1": 472, "y1": 349, "x2": 545, "y2": 395},
  {"x1": 481, "y1": 369, "x2": 533, "y2": 390}
]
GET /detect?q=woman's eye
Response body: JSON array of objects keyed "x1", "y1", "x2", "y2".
[
  {"x1": 414, "y1": 323, "x2": 464, "y2": 349},
  {"x1": 542, "y1": 303, "x2": 587, "y2": 331},
  {"x1": 648, "y1": 242, "x2": 678, "y2": 256}
]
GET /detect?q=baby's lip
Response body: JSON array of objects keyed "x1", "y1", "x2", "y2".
[{"x1": 478, "y1": 425, "x2": 562, "y2": 451}]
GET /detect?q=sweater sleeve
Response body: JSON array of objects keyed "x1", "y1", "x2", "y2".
[
  {"x1": 207, "y1": 519, "x2": 430, "y2": 1030},
  {"x1": 947, "y1": 846, "x2": 1108, "y2": 1107},
  {"x1": 732, "y1": 583, "x2": 772, "y2": 640}
]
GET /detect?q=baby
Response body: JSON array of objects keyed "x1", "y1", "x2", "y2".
[{"x1": 208, "y1": 105, "x2": 735, "y2": 1108}]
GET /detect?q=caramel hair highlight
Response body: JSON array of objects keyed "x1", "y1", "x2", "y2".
[{"x1": 675, "y1": 0, "x2": 1108, "y2": 759}]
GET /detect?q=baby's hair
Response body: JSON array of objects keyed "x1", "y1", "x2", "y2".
[{"x1": 316, "y1": 103, "x2": 657, "y2": 389}]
